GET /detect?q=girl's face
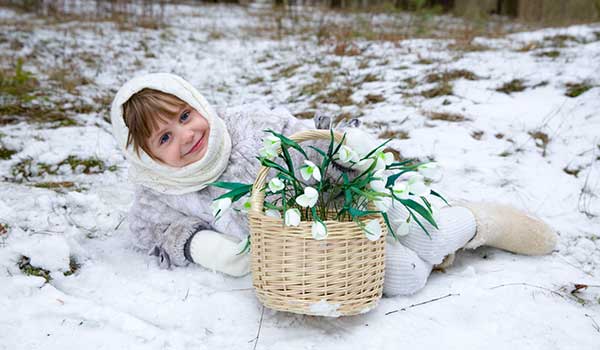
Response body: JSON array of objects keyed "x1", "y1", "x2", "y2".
[{"x1": 146, "y1": 106, "x2": 210, "y2": 168}]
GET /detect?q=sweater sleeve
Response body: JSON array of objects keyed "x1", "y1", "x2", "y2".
[{"x1": 128, "y1": 186, "x2": 210, "y2": 266}]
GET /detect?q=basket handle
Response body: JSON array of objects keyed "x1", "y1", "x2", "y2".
[{"x1": 249, "y1": 129, "x2": 345, "y2": 214}]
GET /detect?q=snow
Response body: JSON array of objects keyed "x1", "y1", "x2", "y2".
[{"x1": 0, "y1": 3, "x2": 599, "y2": 349}]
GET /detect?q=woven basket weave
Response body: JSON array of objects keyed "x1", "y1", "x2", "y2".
[{"x1": 248, "y1": 130, "x2": 386, "y2": 317}]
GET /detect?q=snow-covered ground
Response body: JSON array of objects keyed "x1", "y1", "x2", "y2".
[{"x1": 1, "y1": 3, "x2": 599, "y2": 349}]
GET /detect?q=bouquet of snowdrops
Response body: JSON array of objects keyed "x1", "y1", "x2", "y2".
[{"x1": 209, "y1": 129, "x2": 444, "y2": 250}]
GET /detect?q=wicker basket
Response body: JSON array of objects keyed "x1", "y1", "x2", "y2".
[{"x1": 248, "y1": 130, "x2": 386, "y2": 317}]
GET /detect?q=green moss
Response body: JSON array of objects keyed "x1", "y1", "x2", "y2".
[
  {"x1": 0, "y1": 147, "x2": 17, "y2": 160},
  {"x1": 18, "y1": 255, "x2": 80, "y2": 282},
  {"x1": 11, "y1": 156, "x2": 110, "y2": 179},
  {"x1": 536, "y1": 50, "x2": 560, "y2": 58},
  {"x1": 0, "y1": 58, "x2": 38, "y2": 101},
  {"x1": 65, "y1": 156, "x2": 106, "y2": 174},
  {"x1": 565, "y1": 82, "x2": 592, "y2": 98}
]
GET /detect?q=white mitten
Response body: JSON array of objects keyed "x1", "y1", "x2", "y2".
[{"x1": 186, "y1": 230, "x2": 250, "y2": 277}]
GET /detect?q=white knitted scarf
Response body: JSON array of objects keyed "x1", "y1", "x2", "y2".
[{"x1": 110, "y1": 73, "x2": 232, "y2": 195}]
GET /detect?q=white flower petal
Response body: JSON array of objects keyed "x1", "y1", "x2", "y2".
[
  {"x1": 312, "y1": 167, "x2": 321, "y2": 181},
  {"x1": 263, "y1": 135, "x2": 281, "y2": 149},
  {"x1": 338, "y1": 145, "x2": 357, "y2": 163},
  {"x1": 395, "y1": 221, "x2": 410, "y2": 236},
  {"x1": 265, "y1": 209, "x2": 281, "y2": 218},
  {"x1": 374, "y1": 197, "x2": 392, "y2": 212},
  {"x1": 392, "y1": 182, "x2": 410, "y2": 200},
  {"x1": 418, "y1": 162, "x2": 442, "y2": 181},
  {"x1": 304, "y1": 160, "x2": 317, "y2": 168},
  {"x1": 311, "y1": 221, "x2": 328, "y2": 240},
  {"x1": 364, "y1": 219, "x2": 382, "y2": 241},
  {"x1": 300, "y1": 166, "x2": 312, "y2": 181},
  {"x1": 259, "y1": 147, "x2": 277, "y2": 160},
  {"x1": 409, "y1": 181, "x2": 430, "y2": 197},
  {"x1": 284, "y1": 208, "x2": 301, "y2": 226},
  {"x1": 383, "y1": 152, "x2": 395, "y2": 165},
  {"x1": 369, "y1": 169, "x2": 387, "y2": 192},
  {"x1": 268, "y1": 178, "x2": 284, "y2": 192},
  {"x1": 211, "y1": 198, "x2": 232, "y2": 217}
]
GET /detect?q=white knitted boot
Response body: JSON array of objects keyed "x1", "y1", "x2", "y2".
[
  {"x1": 387, "y1": 205, "x2": 477, "y2": 266},
  {"x1": 383, "y1": 241, "x2": 433, "y2": 297},
  {"x1": 460, "y1": 202, "x2": 557, "y2": 255}
]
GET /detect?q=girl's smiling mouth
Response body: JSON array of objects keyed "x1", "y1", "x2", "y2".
[{"x1": 185, "y1": 133, "x2": 206, "y2": 156}]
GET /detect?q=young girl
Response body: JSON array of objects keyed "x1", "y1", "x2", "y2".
[{"x1": 110, "y1": 73, "x2": 557, "y2": 296}]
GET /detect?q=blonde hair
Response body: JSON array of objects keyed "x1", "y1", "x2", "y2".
[{"x1": 122, "y1": 88, "x2": 187, "y2": 160}]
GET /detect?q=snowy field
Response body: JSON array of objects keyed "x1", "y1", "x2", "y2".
[{"x1": 1, "y1": 3, "x2": 599, "y2": 349}]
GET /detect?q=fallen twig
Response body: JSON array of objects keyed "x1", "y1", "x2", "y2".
[
  {"x1": 385, "y1": 293, "x2": 460, "y2": 315},
  {"x1": 585, "y1": 314, "x2": 600, "y2": 333},
  {"x1": 250, "y1": 305, "x2": 265, "y2": 350},
  {"x1": 488, "y1": 282, "x2": 565, "y2": 299}
]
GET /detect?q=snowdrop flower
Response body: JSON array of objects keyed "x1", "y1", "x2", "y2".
[
  {"x1": 296, "y1": 186, "x2": 319, "y2": 208},
  {"x1": 392, "y1": 181, "x2": 410, "y2": 200},
  {"x1": 211, "y1": 198, "x2": 232, "y2": 218},
  {"x1": 259, "y1": 146, "x2": 277, "y2": 160},
  {"x1": 311, "y1": 221, "x2": 328, "y2": 240},
  {"x1": 369, "y1": 169, "x2": 387, "y2": 193},
  {"x1": 374, "y1": 197, "x2": 392, "y2": 212},
  {"x1": 241, "y1": 199, "x2": 252, "y2": 213},
  {"x1": 337, "y1": 145, "x2": 359, "y2": 164},
  {"x1": 363, "y1": 219, "x2": 382, "y2": 241},
  {"x1": 263, "y1": 135, "x2": 281, "y2": 150},
  {"x1": 284, "y1": 208, "x2": 301, "y2": 226},
  {"x1": 268, "y1": 178, "x2": 284, "y2": 193},
  {"x1": 408, "y1": 174, "x2": 430, "y2": 197},
  {"x1": 265, "y1": 209, "x2": 281, "y2": 218},
  {"x1": 418, "y1": 162, "x2": 442, "y2": 181},
  {"x1": 374, "y1": 151, "x2": 395, "y2": 170},
  {"x1": 300, "y1": 160, "x2": 321, "y2": 181},
  {"x1": 395, "y1": 219, "x2": 411, "y2": 237}
]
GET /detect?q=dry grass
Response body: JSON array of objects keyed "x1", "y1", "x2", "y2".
[
  {"x1": 425, "y1": 69, "x2": 478, "y2": 83},
  {"x1": 421, "y1": 82, "x2": 453, "y2": 98},
  {"x1": 426, "y1": 111, "x2": 467, "y2": 122},
  {"x1": 528, "y1": 130, "x2": 550, "y2": 157},
  {"x1": 471, "y1": 130, "x2": 484, "y2": 140},
  {"x1": 379, "y1": 129, "x2": 410, "y2": 140},
  {"x1": 496, "y1": 79, "x2": 526, "y2": 94},
  {"x1": 364, "y1": 93, "x2": 385, "y2": 104}
]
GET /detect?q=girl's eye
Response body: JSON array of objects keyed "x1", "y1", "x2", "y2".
[
  {"x1": 180, "y1": 111, "x2": 190, "y2": 122},
  {"x1": 159, "y1": 133, "x2": 170, "y2": 145}
]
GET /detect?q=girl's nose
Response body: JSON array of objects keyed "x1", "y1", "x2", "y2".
[{"x1": 182, "y1": 128, "x2": 194, "y2": 144}]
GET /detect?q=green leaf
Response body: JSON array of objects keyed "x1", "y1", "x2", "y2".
[
  {"x1": 214, "y1": 185, "x2": 252, "y2": 202},
  {"x1": 330, "y1": 131, "x2": 347, "y2": 159},
  {"x1": 359, "y1": 138, "x2": 392, "y2": 161},
  {"x1": 408, "y1": 210, "x2": 431, "y2": 238},
  {"x1": 381, "y1": 212, "x2": 398, "y2": 241},
  {"x1": 399, "y1": 198, "x2": 438, "y2": 229},
  {"x1": 430, "y1": 189, "x2": 449, "y2": 206},
  {"x1": 348, "y1": 207, "x2": 380, "y2": 218},
  {"x1": 308, "y1": 145, "x2": 327, "y2": 158},
  {"x1": 208, "y1": 181, "x2": 252, "y2": 190},
  {"x1": 260, "y1": 157, "x2": 295, "y2": 178},
  {"x1": 386, "y1": 159, "x2": 414, "y2": 168},
  {"x1": 264, "y1": 129, "x2": 308, "y2": 159},
  {"x1": 236, "y1": 236, "x2": 251, "y2": 255},
  {"x1": 384, "y1": 168, "x2": 418, "y2": 188}
]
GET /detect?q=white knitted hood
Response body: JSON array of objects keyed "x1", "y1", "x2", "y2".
[{"x1": 110, "y1": 73, "x2": 232, "y2": 195}]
